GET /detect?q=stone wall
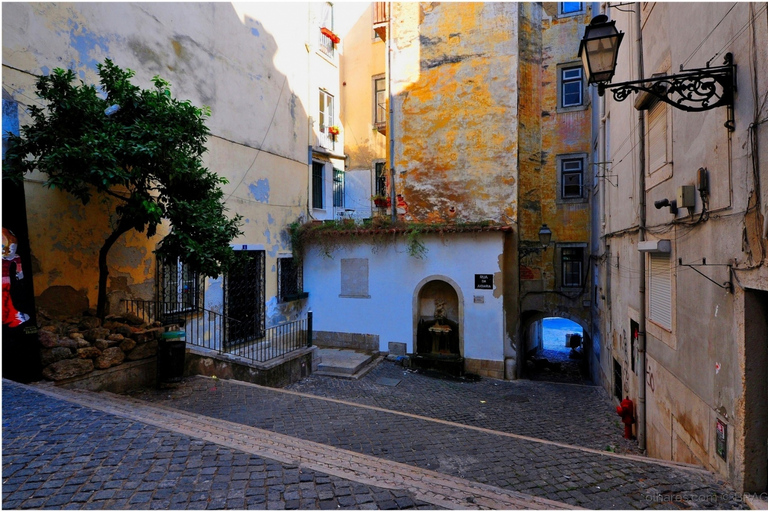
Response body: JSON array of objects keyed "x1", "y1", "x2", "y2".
[{"x1": 37, "y1": 309, "x2": 168, "y2": 383}]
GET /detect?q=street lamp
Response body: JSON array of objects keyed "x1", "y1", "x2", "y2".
[
  {"x1": 538, "y1": 224, "x2": 552, "y2": 249},
  {"x1": 578, "y1": 15, "x2": 623, "y2": 85},
  {"x1": 579, "y1": 15, "x2": 736, "y2": 130}
]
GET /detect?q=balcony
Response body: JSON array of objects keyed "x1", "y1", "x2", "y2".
[{"x1": 373, "y1": 2, "x2": 389, "y2": 41}]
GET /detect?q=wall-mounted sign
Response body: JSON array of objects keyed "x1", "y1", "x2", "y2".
[
  {"x1": 475, "y1": 274, "x2": 493, "y2": 289},
  {"x1": 473, "y1": 295, "x2": 485, "y2": 304},
  {"x1": 716, "y1": 419, "x2": 727, "y2": 459}
]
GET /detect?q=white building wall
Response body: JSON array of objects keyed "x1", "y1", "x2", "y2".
[{"x1": 304, "y1": 232, "x2": 506, "y2": 362}]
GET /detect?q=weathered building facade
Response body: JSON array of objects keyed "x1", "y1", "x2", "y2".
[
  {"x1": 592, "y1": 2, "x2": 768, "y2": 492},
  {"x1": 2, "y1": 3, "x2": 338, "y2": 331},
  {"x1": 305, "y1": 2, "x2": 594, "y2": 379}
]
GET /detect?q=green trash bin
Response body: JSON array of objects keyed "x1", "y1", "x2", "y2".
[{"x1": 158, "y1": 330, "x2": 186, "y2": 384}]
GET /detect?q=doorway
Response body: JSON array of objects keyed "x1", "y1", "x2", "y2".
[
  {"x1": 744, "y1": 288, "x2": 768, "y2": 492},
  {"x1": 224, "y1": 250, "x2": 265, "y2": 346},
  {"x1": 522, "y1": 314, "x2": 591, "y2": 384}
]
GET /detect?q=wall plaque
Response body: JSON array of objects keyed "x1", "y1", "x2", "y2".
[{"x1": 475, "y1": 274, "x2": 493, "y2": 289}]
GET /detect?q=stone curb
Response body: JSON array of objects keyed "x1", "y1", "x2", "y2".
[{"x1": 29, "y1": 381, "x2": 579, "y2": 510}]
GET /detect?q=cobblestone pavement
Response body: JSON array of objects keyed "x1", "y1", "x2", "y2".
[
  {"x1": 288, "y1": 361, "x2": 638, "y2": 454},
  {"x1": 131, "y1": 364, "x2": 748, "y2": 510},
  {"x1": 2, "y1": 380, "x2": 437, "y2": 510}
]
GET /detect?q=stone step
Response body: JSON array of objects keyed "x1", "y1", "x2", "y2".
[{"x1": 314, "y1": 348, "x2": 380, "y2": 379}]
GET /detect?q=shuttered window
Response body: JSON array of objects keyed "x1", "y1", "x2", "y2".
[
  {"x1": 647, "y1": 100, "x2": 667, "y2": 174},
  {"x1": 649, "y1": 253, "x2": 672, "y2": 330}
]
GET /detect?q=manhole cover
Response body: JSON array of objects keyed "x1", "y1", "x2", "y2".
[{"x1": 375, "y1": 377, "x2": 401, "y2": 387}]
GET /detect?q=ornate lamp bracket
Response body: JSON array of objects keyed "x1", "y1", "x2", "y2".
[{"x1": 598, "y1": 53, "x2": 736, "y2": 131}]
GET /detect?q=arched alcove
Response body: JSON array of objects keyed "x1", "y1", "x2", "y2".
[{"x1": 411, "y1": 275, "x2": 465, "y2": 375}]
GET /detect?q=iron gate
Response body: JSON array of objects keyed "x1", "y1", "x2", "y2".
[{"x1": 224, "y1": 249, "x2": 265, "y2": 347}]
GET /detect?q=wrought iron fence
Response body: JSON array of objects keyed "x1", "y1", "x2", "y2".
[{"x1": 121, "y1": 299, "x2": 312, "y2": 364}]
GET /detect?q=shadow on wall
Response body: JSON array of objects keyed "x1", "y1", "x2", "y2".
[{"x1": 2, "y1": 2, "x2": 311, "y2": 317}]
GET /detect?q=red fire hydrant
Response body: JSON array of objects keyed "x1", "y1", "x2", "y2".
[{"x1": 616, "y1": 396, "x2": 635, "y2": 439}]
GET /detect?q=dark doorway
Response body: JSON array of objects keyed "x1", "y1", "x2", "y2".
[
  {"x1": 224, "y1": 250, "x2": 265, "y2": 346},
  {"x1": 744, "y1": 288, "x2": 768, "y2": 492},
  {"x1": 613, "y1": 358, "x2": 623, "y2": 400}
]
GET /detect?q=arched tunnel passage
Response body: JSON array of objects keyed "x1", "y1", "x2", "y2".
[{"x1": 521, "y1": 311, "x2": 593, "y2": 385}]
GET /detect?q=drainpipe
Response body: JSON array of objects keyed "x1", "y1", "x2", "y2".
[
  {"x1": 633, "y1": 2, "x2": 647, "y2": 453},
  {"x1": 388, "y1": 6, "x2": 397, "y2": 224}
]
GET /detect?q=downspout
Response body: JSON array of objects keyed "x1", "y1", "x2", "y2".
[
  {"x1": 388, "y1": 4, "x2": 397, "y2": 224},
  {"x1": 633, "y1": 2, "x2": 647, "y2": 453},
  {"x1": 307, "y1": 4, "x2": 314, "y2": 221}
]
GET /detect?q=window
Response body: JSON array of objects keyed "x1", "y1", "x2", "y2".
[
  {"x1": 560, "y1": 67, "x2": 584, "y2": 108},
  {"x1": 158, "y1": 257, "x2": 201, "y2": 313},
  {"x1": 278, "y1": 257, "x2": 304, "y2": 302},
  {"x1": 560, "y1": 158, "x2": 584, "y2": 199},
  {"x1": 374, "y1": 76, "x2": 386, "y2": 126},
  {"x1": 562, "y1": 247, "x2": 584, "y2": 288},
  {"x1": 318, "y1": 89, "x2": 335, "y2": 150},
  {"x1": 647, "y1": 100, "x2": 669, "y2": 174},
  {"x1": 312, "y1": 161, "x2": 324, "y2": 209},
  {"x1": 560, "y1": 2, "x2": 583, "y2": 15},
  {"x1": 318, "y1": 2, "x2": 335, "y2": 57},
  {"x1": 375, "y1": 161, "x2": 387, "y2": 197},
  {"x1": 649, "y1": 252, "x2": 672, "y2": 330},
  {"x1": 333, "y1": 167, "x2": 345, "y2": 208}
]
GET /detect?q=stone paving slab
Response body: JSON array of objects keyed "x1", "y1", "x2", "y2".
[
  {"x1": 133, "y1": 371, "x2": 749, "y2": 510},
  {"x1": 2, "y1": 380, "x2": 437, "y2": 510}
]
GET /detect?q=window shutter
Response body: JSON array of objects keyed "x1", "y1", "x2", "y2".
[
  {"x1": 647, "y1": 101, "x2": 667, "y2": 173},
  {"x1": 649, "y1": 253, "x2": 672, "y2": 329}
]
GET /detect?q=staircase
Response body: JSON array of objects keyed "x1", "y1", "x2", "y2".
[{"x1": 314, "y1": 348, "x2": 383, "y2": 379}]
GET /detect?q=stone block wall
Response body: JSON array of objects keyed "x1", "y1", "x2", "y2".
[
  {"x1": 37, "y1": 310, "x2": 169, "y2": 382},
  {"x1": 465, "y1": 358, "x2": 505, "y2": 380},
  {"x1": 314, "y1": 331, "x2": 379, "y2": 352}
]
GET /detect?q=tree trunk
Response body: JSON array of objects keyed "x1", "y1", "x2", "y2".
[{"x1": 96, "y1": 220, "x2": 133, "y2": 320}]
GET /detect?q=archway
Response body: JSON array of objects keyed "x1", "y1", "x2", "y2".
[
  {"x1": 520, "y1": 310, "x2": 592, "y2": 384},
  {"x1": 412, "y1": 276, "x2": 464, "y2": 376}
]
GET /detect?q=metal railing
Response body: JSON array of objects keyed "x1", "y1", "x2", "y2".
[{"x1": 121, "y1": 299, "x2": 312, "y2": 364}]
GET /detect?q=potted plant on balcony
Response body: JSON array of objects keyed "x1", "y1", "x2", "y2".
[
  {"x1": 320, "y1": 27, "x2": 341, "y2": 44},
  {"x1": 371, "y1": 194, "x2": 390, "y2": 208},
  {"x1": 328, "y1": 125, "x2": 340, "y2": 138}
]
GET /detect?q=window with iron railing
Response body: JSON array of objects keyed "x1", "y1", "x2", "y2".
[
  {"x1": 158, "y1": 257, "x2": 203, "y2": 313},
  {"x1": 375, "y1": 161, "x2": 387, "y2": 197},
  {"x1": 333, "y1": 168, "x2": 345, "y2": 208},
  {"x1": 278, "y1": 257, "x2": 304, "y2": 302},
  {"x1": 312, "y1": 162, "x2": 325, "y2": 209},
  {"x1": 318, "y1": 2, "x2": 335, "y2": 57}
]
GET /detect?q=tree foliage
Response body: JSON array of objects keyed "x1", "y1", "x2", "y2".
[{"x1": 3, "y1": 59, "x2": 242, "y2": 317}]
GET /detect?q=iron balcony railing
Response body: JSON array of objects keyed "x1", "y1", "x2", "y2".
[{"x1": 121, "y1": 299, "x2": 313, "y2": 364}]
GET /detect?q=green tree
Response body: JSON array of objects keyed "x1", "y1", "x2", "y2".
[{"x1": 3, "y1": 59, "x2": 243, "y2": 318}]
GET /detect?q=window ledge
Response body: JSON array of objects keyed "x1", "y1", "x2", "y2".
[
  {"x1": 556, "y1": 104, "x2": 589, "y2": 114},
  {"x1": 339, "y1": 294, "x2": 371, "y2": 299}
]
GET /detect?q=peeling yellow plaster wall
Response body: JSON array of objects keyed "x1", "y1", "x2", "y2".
[
  {"x1": 4, "y1": 3, "x2": 311, "y2": 317},
  {"x1": 392, "y1": 2, "x2": 519, "y2": 224}
]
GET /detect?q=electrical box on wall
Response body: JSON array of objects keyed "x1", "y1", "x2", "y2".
[{"x1": 677, "y1": 185, "x2": 696, "y2": 208}]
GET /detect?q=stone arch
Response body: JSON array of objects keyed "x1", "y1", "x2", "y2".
[
  {"x1": 412, "y1": 275, "x2": 464, "y2": 356},
  {"x1": 520, "y1": 309, "x2": 592, "y2": 378}
]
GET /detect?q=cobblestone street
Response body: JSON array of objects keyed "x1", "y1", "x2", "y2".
[{"x1": 2, "y1": 362, "x2": 752, "y2": 509}]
